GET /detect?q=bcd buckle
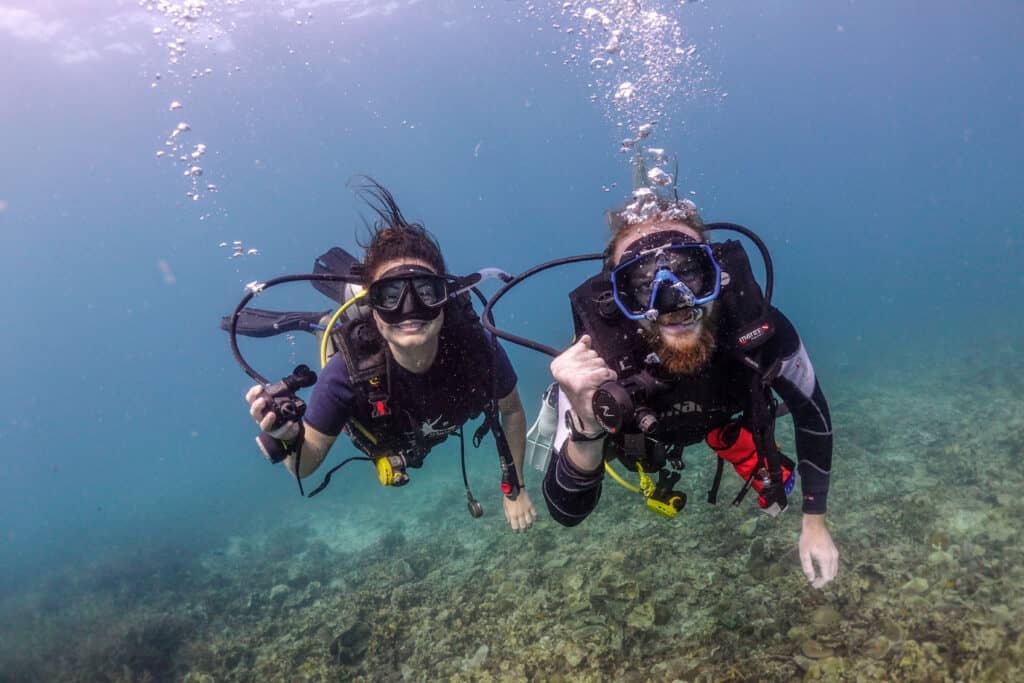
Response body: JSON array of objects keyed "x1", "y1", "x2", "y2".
[
  {"x1": 472, "y1": 419, "x2": 490, "y2": 448},
  {"x1": 368, "y1": 384, "x2": 390, "y2": 418}
]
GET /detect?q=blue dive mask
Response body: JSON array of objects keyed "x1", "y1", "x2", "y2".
[{"x1": 610, "y1": 231, "x2": 721, "y2": 321}]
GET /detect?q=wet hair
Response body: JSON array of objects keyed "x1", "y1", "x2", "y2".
[
  {"x1": 604, "y1": 193, "x2": 707, "y2": 269},
  {"x1": 352, "y1": 176, "x2": 447, "y2": 282}
]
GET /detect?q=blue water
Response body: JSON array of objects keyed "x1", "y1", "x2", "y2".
[{"x1": 1, "y1": 1, "x2": 1022, "y2": 679}]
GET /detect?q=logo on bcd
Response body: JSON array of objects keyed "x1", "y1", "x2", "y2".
[
  {"x1": 739, "y1": 324, "x2": 770, "y2": 346},
  {"x1": 419, "y1": 416, "x2": 456, "y2": 438},
  {"x1": 669, "y1": 401, "x2": 702, "y2": 414}
]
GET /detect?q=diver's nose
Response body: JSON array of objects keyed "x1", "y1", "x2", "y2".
[
  {"x1": 399, "y1": 285, "x2": 418, "y2": 315},
  {"x1": 671, "y1": 281, "x2": 696, "y2": 306}
]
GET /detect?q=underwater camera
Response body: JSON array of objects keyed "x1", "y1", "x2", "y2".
[
  {"x1": 263, "y1": 364, "x2": 318, "y2": 428},
  {"x1": 255, "y1": 364, "x2": 318, "y2": 463},
  {"x1": 591, "y1": 369, "x2": 668, "y2": 435}
]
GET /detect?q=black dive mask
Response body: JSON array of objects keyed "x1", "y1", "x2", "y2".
[{"x1": 368, "y1": 265, "x2": 447, "y2": 325}]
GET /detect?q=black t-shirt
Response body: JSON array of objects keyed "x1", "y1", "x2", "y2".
[{"x1": 304, "y1": 329, "x2": 517, "y2": 443}]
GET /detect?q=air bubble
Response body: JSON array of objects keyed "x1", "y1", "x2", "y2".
[{"x1": 647, "y1": 167, "x2": 672, "y2": 186}]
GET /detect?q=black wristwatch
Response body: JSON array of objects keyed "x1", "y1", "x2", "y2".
[{"x1": 565, "y1": 411, "x2": 607, "y2": 442}]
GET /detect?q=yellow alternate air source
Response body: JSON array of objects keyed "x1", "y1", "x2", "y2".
[
  {"x1": 376, "y1": 456, "x2": 395, "y2": 486},
  {"x1": 603, "y1": 460, "x2": 656, "y2": 496},
  {"x1": 319, "y1": 289, "x2": 368, "y2": 369},
  {"x1": 605, "y1": 460, "x2": 682, "y2": 518}
]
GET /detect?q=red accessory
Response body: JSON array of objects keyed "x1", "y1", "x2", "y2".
[{"x1": 706, "y1": 422, "x2": 791, "y2": 509}]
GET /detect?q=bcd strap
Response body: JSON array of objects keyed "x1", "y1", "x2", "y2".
[
  {"x1": 714, "y1": 240, "x2": 775, "y2": 353},
  {"x1": 285, "y1": 423, "x2": 307, "y2": 496},
  {"x1": 334, "y1": 318, "x2": 387, "y2": 383},
  {"x1": 472, "y1": 418, "x2": 490, "y2": 448},
  {"x1": 707, "y1": 456, "x2": 725, "y2": 504},
  {"x1": 475, "y1": 402, "x2": 521, "y2": 500},
  {"x1": 332, "y1": 319, "x2": 398, "y2": 430},
  {"x1": 743, "y1": 350, "x2": 789, "y2": 515}
]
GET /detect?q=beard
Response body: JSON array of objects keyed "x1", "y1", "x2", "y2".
[{"x1": 645, "y1": 306, "x2": 719, "y2": 376}]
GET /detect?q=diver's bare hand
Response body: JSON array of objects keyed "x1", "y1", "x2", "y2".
[
  {"x1": 799, "y1": 513, "x2": 839, "y2": 589},
  {"x1": 245, "y1": 384, "x2": 300, "y2": 440},
  {"x1": 503, "y1": 489, "x2": 538, "y2": 532},
  {"x1": 550, "y1": 335, "x2": 616, "y2": 432}
]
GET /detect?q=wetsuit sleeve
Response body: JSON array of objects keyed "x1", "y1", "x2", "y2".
[
  {"x1": 763, "y1": 310, "x2": 833, "y2": 514},
  {"x1": 542, "y1": 388, "x2": 604, "y2": 526},
  {"x1": 303, "y1": 353, "x2": 357, "y2": 437}
]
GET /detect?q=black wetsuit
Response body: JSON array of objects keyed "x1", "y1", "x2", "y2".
[{"x1": 543, "y1": 310, "x2": 832, "y2": 526}]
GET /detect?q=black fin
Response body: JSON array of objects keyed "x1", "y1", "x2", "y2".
[
  {"x1": 221, "y1": 308, "x2": 331, "y2": 338},
  {"x1": 312, "y1": 247, "x2": 364, "y2": 303}
]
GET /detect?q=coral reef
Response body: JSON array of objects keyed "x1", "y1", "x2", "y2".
[{"x1": 1, "y1": 339, "x2": 1022, "y2": 682}]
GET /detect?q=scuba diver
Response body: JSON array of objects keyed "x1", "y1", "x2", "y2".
[
  {"x1": 489, "y1": 161, "x2": 838, "y2": 587},
  {"x1": 235, "y1": 178, "x2": 537, "y2": 531}
]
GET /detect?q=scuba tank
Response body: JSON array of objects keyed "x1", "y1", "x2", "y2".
[
  {"x1": 312, "y1": 246, "x2": 372, "y2": 323},
  {"x1": 524, "y1": 382, "x2": 560, "y2": 472}
]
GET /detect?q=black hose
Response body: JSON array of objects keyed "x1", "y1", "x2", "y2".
[
  {"x1": 705, "y1": 222, "x2": 774, "y2": 306},
  {"x1": 480, "y1": 253, "x2": 605, "y2": 358},
  {"x1": 458, "y1": 427, "x2": 470, "y2": 489},
  {"x1": 229, "y1": 273, "x2": 363, "y2": 499},
  {"x1": 229, "y1": 273, "x2": 361, "y2": 385},
  {"x1": 470, "y1": 287, "x2": 495, "y2": 326},
  {"x1": 306, "y1": 456, "x2": 373, "y2": 497}
]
